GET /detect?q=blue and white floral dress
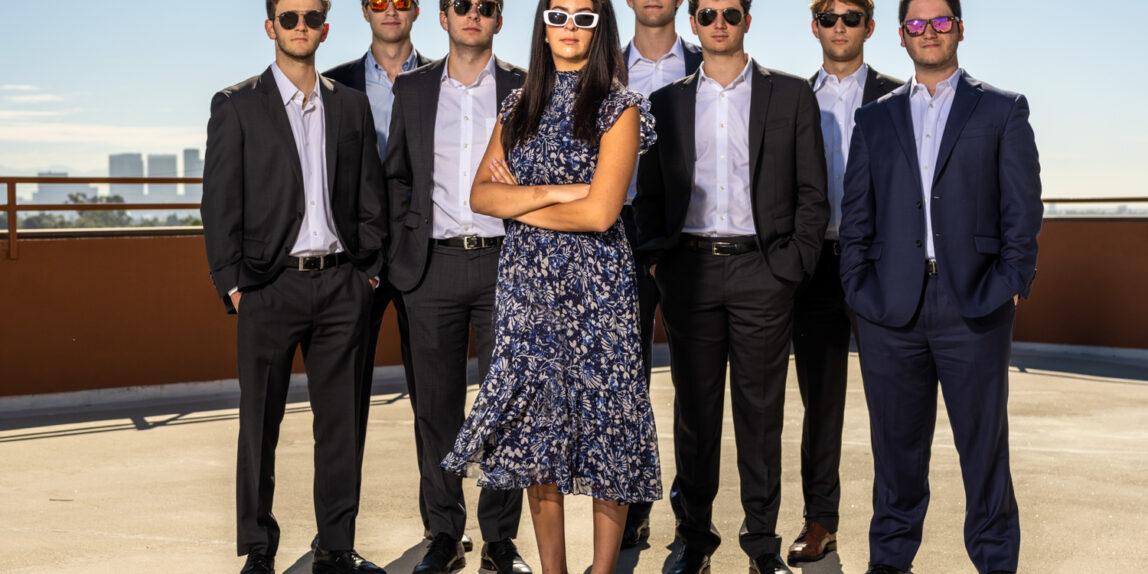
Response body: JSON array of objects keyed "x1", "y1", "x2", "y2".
[{"x1": 441, "y1": 70, "x2": 662, "y2": 504}]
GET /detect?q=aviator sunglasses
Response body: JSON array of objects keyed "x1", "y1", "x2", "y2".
[
  {"x1": 902, "y1": 16, "x2": 960, "y2": 36},
  {"x1": 816, "y1": 11, "x2": 865, "y2": 28},
  {"x1": 543, "y1": 9, "x2": 600, "y2": 29},
  {"x1": 276, "y1": 10, "x2": 327, "y2": 30},
  {"x1": 695, "y1": 8, "x2": 743, "y2": 27},
  {"x1": 451, "y1": 0, "x2": 500, "y2": 18},
  {"x1": 365, "y1": 0, "x2": 417, "y2": 11}
]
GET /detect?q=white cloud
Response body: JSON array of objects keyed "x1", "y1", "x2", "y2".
[
  {"x1": 8, "y1": 94, "x2": 64, "y2": 103},
  {"x1": 0, "y1": 122, "x2": 203, "y2": 148},
  {"x1": 0, "y1": 85, "x2": 38, "y2": 91}
]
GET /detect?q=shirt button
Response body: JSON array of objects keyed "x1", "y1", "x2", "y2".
[
  {"x1": 720, "y1": 185, "x2": 725, "y2": 190},
  {"x1": 313, "y1": 232, "x2": 319, "y2": 237},
  {"x1": 720, "y1": 123, "x2": 725, "y2": 128},
  {"x1": 464, "y1": 143, "x2": 469, "y2": 149},
  {"x1": 916, "y1": 201, "x2": 923, "y2": 208},
  {"x1": 464, "y1": 115, "x2": 470, "y2": 121},
  {"x1": 310, "y1": 201, "x2": 316, "y2": 206}
]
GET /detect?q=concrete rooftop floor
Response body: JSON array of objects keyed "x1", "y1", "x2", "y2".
[{"x1": 1, "y1": 345, "x2": 1146, "y2": 574}]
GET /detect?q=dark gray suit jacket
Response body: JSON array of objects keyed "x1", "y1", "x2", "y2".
[
  {"x1": 202, "y1": 67, "x2": 387, "y2": 312},
  {"x1": 383, "y1": 57, "x2": 526, "y2": 292},
  {"x1": 634, "y1": 61, "x2": 830, "y2": 284}
]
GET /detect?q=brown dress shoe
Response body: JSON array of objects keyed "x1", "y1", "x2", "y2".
[{"x1": 786, "y1": 521, "x2": 837, "y2": 565}]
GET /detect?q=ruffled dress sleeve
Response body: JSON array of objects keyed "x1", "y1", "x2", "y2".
[
  {"x1": 499, "y1": 88, "x2": 524, "y2": 124},
  {"x1": 596, "y1": 86, "x2": 657, "y2": 154}
]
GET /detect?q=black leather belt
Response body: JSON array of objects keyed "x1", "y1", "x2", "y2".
[
  {"x1": 284, "y1": 252, "x2": 347, "y2": 271},
  {"x1": 926, "y1": 259, "x2": 938, "y2": 276},
  {"x1": 434, "y1": 236, "x2": 504, "y2": 250},
  {"x1": 681, "y1": 234, "x2": 758, "y2": 256}
]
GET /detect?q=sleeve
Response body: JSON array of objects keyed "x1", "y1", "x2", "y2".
[
  {"x1": 996, "y1": 94, "x2": 1043, "y2": 299},
  {"x1": 201, "y1": 91, "x2": 245, "y2": 309},
  {"x1": 499, "y1": 88, "x2": 524, "y2": 124},
  {"x1": 597, "y1": 87, "x2": 657, "y2": 154}
]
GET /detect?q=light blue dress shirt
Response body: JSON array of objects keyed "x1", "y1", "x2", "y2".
[{"x1": 365, "y1": 49, "x2": 421, "y2": 164}]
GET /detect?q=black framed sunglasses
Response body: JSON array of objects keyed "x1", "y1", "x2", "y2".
[
  {"x1": 277, "y1": 10, "x2": 326, "y2": 30},
  {"x1": 696, "y1": 8, "x2": 743, "y2": 27},
  {"x1": 365, "y1": 0, "x2": 417, "y2": 11},
  {"x1": 451, "y1": 0, "x2": 500, "y2": 18},
  {"x1": 902, "y1": 16, "x2": 960, "y2": 37},
  {"x1": 543, "y1": 9, "x2": 600, "y2": 29},
  {"x1": 816, "y1": 11, "x2": 865, "y2": 28}
]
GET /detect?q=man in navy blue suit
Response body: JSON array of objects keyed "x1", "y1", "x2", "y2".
[{"x1": 838, "y1": 1, "x2": 1042, "y2": 573}]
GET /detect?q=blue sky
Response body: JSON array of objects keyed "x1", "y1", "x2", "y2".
[{"x1": 0, "y1": 0, "x2": 1138, "y2": 199}]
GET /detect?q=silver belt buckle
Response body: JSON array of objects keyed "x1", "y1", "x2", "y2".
[
  {"x1": 298, "y1": 257, "x2": 307, "y2": 271},
  {"x1": 926, "y1": 259, "x2": 938, "y2": 275},
  {"x1": 463, "y1": 236, "x2": 481, "y2": 250},
  {"x1": 317, "y1": 255, "x2": 326, "y2": 270}
]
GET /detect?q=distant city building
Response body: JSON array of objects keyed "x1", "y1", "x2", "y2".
[
  {"x1": 147, "y1": 154, "x2": 178, "y2": 202},
  {"x1": 33, "y1": 171, "x2": 97, "y2": 205},
  {"x1": 183, "y1": 148, "x2": 203, "y2": 200},
  {"x1": 109, "y1": 153, "x2": 144, "y2": 203}
]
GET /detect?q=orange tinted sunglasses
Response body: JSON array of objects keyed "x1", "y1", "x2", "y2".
[{"x1": 366, "y1": 0, "x2": 417, "y2": 10}]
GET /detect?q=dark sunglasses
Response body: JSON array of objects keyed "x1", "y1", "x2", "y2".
[
  {"x1": 816, "y1": 11, "x2": 865, "y2": 28},
  {"x1": 365, "y1": 0, "x2": 416, "y2": 11},
  {"x1": 277, "y1": 10, "x2": 326, "y2": 30},
  {"x1": 696, "y1": 8, "x2": 743, "y2": 27},
  {"x1": 451, "y1": 0, "x2": 500, "y2": 18},
  {"x1": 543, "y1": 9, "x2": 600, "y2": 29},
  {"x1": 902, "y1": 16, "x2": 960, "y2": 37}
]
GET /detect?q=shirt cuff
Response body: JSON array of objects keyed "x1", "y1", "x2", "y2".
[{"x1": 227, "y1": 287, "x2": 239, "y2": 296}]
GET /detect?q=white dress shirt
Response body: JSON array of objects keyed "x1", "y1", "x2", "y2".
[
  {"x1": 431, "y1": 55, "x2": 505, "y2": 239},
  {"x1": 814, "y1": 64, "x2": 868, "y2": 240},
  {"x1": 365, "y1": 49, "x2": 421, "y2": 164},
  {"x1": 272, "y1": 63, "x2": 344, "y2": 257},
  {"x1": 625, "y1": 37, "x2": 689, "y2": 203},
  {"x1": 910, "y1": 68, "x2": 962, "y2": 260},
  {"x1": 684, "y1": 57, "x2": 755, "y2": 237}
]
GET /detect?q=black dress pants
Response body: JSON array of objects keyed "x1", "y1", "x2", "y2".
[
  {"x1": 403, "y1": 244, "x2": 523, "y2": 542},
  {"x1": 656, "y1": 246, "x2": 796, "y2": 558},
  {"x1": 791, "y1": 241, "x2": 855, "y2": 532},
  {"x1": 235, "y1": 262, "x2": 373, "y2": 557}
]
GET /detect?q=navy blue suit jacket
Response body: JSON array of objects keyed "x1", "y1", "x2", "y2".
[{"x1": 839, "y1": 72, "x2": 1042, "y2": 326}]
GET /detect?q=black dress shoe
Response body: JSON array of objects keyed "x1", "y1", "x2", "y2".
[
  {"x1": 312, "y1": 549, "x2": 385, "y2": 574},
  {"x1": 413, "y1": 533, "x2": 465, "y2": 574},
  {"x1": 241, "y1": 553, "x2": 274, "y2": 574},
  {"x1": 481, "y1": 539, "x2": 532, "y2": 573},
  {"x1": 865, "y1": 566, "x2": 908, "y2": 574},
  {"x1": 666, "y1": 546, "x2": 711, "y2": 574},
  {"x1": 423, "y1": 529, "x2": 473, "y2": 552},
  {"x1": 749, "y1": 553, "x2": 792, "y2": 574},
  {"x1": 620, "y1": 516, "x2": 651, "y2": 549}
]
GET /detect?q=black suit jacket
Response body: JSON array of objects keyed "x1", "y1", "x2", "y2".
[
  {"x1": 384, "y1": 57, "x2": 526, "y2": 292},
  {"x1": 807, "y1": 65, "x2": 903, "y2": 106},
  {"x1": 635, "y1": 61, "x2": 830, "y2": 283},
  {"x1": 202, "y1": 67, "x2": 387, "y2": 312},
  {"x1": 323, "y1": 50, "x2": 434, "y2": 92},
  {"x1": 623, "y1": 38, "x2": 704, "y2": 78}
]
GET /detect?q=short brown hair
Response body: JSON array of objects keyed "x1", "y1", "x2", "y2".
[
  {"x1": 439, "y1": 0, "x2": 504, "y2": 12},
  {"x1": 266, "y1": 0, "x2": 331, "y2": 20},
  {"x1": 688, "y1": 0, "x2": 752, "y2": 17},
  {"x1": 809, "y1": 0, "x2": 874, "y2": 22}
]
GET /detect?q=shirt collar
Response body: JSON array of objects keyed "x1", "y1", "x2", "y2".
[
  {"x1": 271, "y1": 62, "x2": 321, "y2": 106},
  {"x1": 441, "y1": 54, "x2": 498, "y2": 87},
  {"x1": 910, "y1": 67, "x2": 962, "y2": 98},
  {"x1": 626, "y1": 36, "x2": 686, "y2": 69},
  {"x1": 814, "y1": 63, "x2": 869, "y2": 92},
  {"x1": 697, "y1": 54, "x2": 753, "y2": 92},
  {"x1": 365, "y1": 48, "x2": 421, "y2": 84}
]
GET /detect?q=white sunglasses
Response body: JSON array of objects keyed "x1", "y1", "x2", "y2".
[{"x1": 543, "y1": 9, "x2": 599, "y2": 29}]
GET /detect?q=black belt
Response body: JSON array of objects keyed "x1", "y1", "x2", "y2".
[
  {"x1": 434, "y1": 236, "x2": 503, "y2": 250},
  {"x1": 284, "y1": 252, "x2": 348, "y2": 271},
  {"x1": 926, "y1": 259, "x2": 938, "y2": 276},
  {"x1": 681, "y1": 234, "x2": 758, "y2": 256}
]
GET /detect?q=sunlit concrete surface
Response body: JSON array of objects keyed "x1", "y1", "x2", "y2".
[{"x1": 1, "y1": 345, "x2": 1146, "y2": 573}]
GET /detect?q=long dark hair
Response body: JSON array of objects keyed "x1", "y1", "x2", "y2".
[{"x1": 502, "y1": 0, "x2": 625, "y2": 153}]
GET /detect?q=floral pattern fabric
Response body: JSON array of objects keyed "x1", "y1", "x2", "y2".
[{"x1": 441, "y1": 71, "x2": 662, "y2": 503}]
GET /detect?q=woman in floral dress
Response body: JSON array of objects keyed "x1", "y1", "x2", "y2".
[{"x1": 440, "y1": 0, "x2": 660, "y2": 570}]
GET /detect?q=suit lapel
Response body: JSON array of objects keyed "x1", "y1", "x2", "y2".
[
  {"x1": 415, "y1": 61, "x2": 444, "y2": 215},
  {"x1": 886, "y1": 88, "x2": 922, "y2": 179},
  {"x1": 322, "y1": 76, "x2": 341, "y2": 198},
  {"x1": 259, "y1": 68, "x2": 304, "y2": 190},
  {"x1": 862, "y1": 66, "x2": 882, "y2": 105},
  {"x1": 932, "y1": 74, "x2": 983, "y2": 186},
  {"x1": 678, "y1": 74, "x2": 698, "y2": 206},
  {"x1": 748, "y1": 64, "x2": 772, "y2": 188}
]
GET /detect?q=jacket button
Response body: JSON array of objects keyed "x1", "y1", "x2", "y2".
[
  {"x1": 916, "y1": 201, "x2": 923, "y2": 209},
  {"x1": 915, "y1": 240, "x2": 923, "y2": 247}
]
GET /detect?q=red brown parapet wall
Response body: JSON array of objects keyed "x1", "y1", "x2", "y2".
[{"x1": 1, "y1": 218, "x2": 1146, "y2": 397}]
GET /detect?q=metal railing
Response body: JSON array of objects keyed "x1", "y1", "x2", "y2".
[{"x1": 1, "y1": 176, "x2": 202, "y2": 260}]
